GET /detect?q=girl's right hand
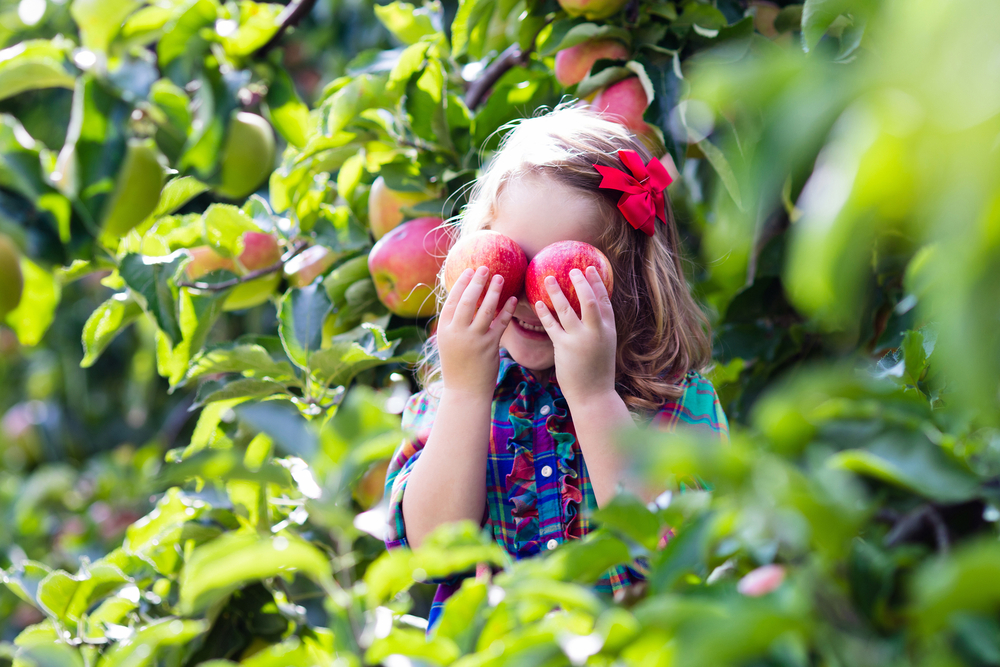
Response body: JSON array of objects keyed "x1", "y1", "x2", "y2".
[{"x1": 437, "y1": 266, "x2": 516, "y2": 398}]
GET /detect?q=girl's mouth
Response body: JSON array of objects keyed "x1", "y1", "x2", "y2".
[{"x1": 514, "y1": 317, "x2": 549, "y2": 339}]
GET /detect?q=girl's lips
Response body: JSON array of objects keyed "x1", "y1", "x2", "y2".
[{"x1": 513, "y1": 316, "x2": 549, "y2": 340}]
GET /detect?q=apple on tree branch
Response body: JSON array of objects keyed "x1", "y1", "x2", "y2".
[{"x1": 177, "y1": 240, "x2": 309, "y2": 291}]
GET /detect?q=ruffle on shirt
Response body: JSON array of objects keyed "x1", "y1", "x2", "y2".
[
  {"x1": 504, "y1": 370, "x2": 585, "y2": 553},
  {"x1": 506, "y1": 378, "x2": 539, "y2": 553}
]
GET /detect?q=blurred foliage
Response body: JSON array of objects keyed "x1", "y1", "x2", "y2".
[{"x1": 1, "y1": 0, "x2": 1000, "y2": 664}]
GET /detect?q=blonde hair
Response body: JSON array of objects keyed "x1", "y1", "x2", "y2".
[{"x1": 421, "y1": 105, "x2": 712, "y2": 413}]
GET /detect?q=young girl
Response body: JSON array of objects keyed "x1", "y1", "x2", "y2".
[{"x1": 383, "y1": 106, "x2": 728, "y2": 628}]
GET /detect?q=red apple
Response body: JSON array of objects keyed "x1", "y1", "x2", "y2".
[
  {"x1": 443, "y1": 230, "x2": 527, "y2": 311},
  {"x1": 368, "y1": 176, "x2": 435, "y2": 240},
  {"x1": 555, "y1": 39, "x2": 630, "y2": 87},
  {"x1": 185, "y1": 246, "x2": 235, "y2": 279},
  {"x1": 368, "y1": 217, "x2": 454, "y2": 318},
  {"x1": 284, "y1": 245, "x2": 336, "y2": 288},
  {"x1": 591, "y1": 77, "x2": 649, "y2": 134},
  {"x1": 525, "y1": 241, "x2": 614, "y2": 317},
  {"x1": 557, "y1": 0, "x2": 629, "y2": 20}
]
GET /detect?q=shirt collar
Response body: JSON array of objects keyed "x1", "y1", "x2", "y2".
[{"x1": 497, "y1": 348, "x2": 558, "y2": 390}]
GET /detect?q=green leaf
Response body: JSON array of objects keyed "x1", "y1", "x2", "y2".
[
  {"x1": 15, "y1": 643, "x2": 84, "y2": 667},
  {"x1": 592, "y1": 494, "x2": 662, "y2": 551},
  {"x1": 387, "y1": 41, "x2": 430, "y2": 95},
  {"x1": 451, "y1": 0, "x2": 493, "y2": 57},
  {"x1": 163, "y1": 287, "x2": 228, "y2": 386},
  {"x1": 158, "y1": 0, "x2": 217, "y2": 66},
  {"x1": 279, "y1": 283, "x2": 333, "y2": 369},
  {"x1": 81, "y1": 594, "x2": 138, "y2": 643},
  {"x1": 649, "y1": 513, "x2": 712, "y2": 593},
  {"x1": 309, "y1": 329, "x2": 416, "y2": 390},
  {"x1": 119, "y1": 251, "x2": 185, "y2": 344},
  {"x1": 374, "y1": 2, "x2": 439, "y2": 45},
  {"x1": 911, "y1": 541, "x2": 1000, "y2": 632},
  {"x1": 235, "y1": 401, "x2": 318, "y2": 459},
  {"x1": 193, "y1": 377, "x2": 287, "y2": 407},
  {"x1": 185, "y1": 342, "x2": 297, "y2": 383},
  {"x1": 828, "y1": 432, "x2": 979, "y2": 502},
  {"x1": 81, "y1": 293, "x2": 143, "y2": 368},
  {"x1": 202, "y1": 203, "x2": 258, "y2": 255},
  {"x1": 0, "y1": 40, "x2": 75, "y2": 102},
  {"x1": 321, "y1": 73, "x2": 392, "y2": 138},
  {"x1": 124, "y1": 488, "x2": 209, "y2": 575},
  {"x1": 901, "y1": 329, "x2": 928, "y2": 387},
  {"x1": 366, "y1": 628, "x2": 460, "y2": 666},
  {"x1": 696, "y1": 138, "x2": 744, "y2": 211},
  {"x1": 323, "y1": 256, "x2": 372, "y2": 306},
  {"x1": 35, "y1": 563, "x2": 129, "y2": 629},
  {"x1": 5, "y1": 257, "x2": 61, "y2": 346},
  {"x1": 264, "y1": 68, "x2": 310, "y2": 149},
  {"x1": 161, "y1": 450, "x2": 293, "y2": 487},
  {"x1": 1, "y1": 560, "x2": 51, "y2": 608},
  {"x1": 219, "y1": 2, "x2": 282, "y2": 57},
  {"x1": 406, "y1": 58, "x2": 448, "y2": 144},
  {"x1": 801, "y1": 0, "x2": 853, "y2": 51},
  {"x1": 435, "y1": 579, "x2": 488, "y2": 650},
  {"x1": 152, "y1": 176, "x2": 209, "y2": 217},
  {"x1": 541, "y1": 22, "x2": 631, "y2": 56},
  {"x1": 774, "y1": 4, "x2": 803, "y2": 32},
  {"x1": 179, "y1": 531, "x2": 334, "y2": 614},
  {"x1": 71, "y1": 0, "x2": 141, "y2": 52},
  {"x1": 97, "y1": 618, "x2": 208, "y2": 667},
  {"x1": 575, "y1": 66, "x2": 632, "y2": 99}
]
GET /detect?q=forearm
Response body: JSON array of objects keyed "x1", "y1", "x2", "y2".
[
  {"x1": 570, "y1": 391, "x2": 654, "y2": 507},
  {"x1": 400, "y1": 389, "x2": 492, "y2": 548}
]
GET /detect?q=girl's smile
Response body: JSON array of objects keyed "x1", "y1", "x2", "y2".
[{"x1": 489, "y1": 173, "x2": 603, "y2": 373}]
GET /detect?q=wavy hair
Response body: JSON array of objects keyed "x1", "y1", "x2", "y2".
[{"x1": 420, "y1": 105, "x2": 712, "y2": 413}]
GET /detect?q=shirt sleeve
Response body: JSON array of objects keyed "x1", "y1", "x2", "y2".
[
  {"x1": 651, "y1": 371, "x2": 729, "y2": 442},
  {"x1": 384, "y1": 389, "x2": 438, "y2": 550}
]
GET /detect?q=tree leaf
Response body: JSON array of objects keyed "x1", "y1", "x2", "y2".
[
  {"x1": 185, "y1": 342, "x2": 297, "y2": 383},
  {"x1": 178, "y1": 531, "x2": 334, "y2": 614},
  {"x1": 161, "y1": 450, "x2": 293, "y2": 487},
  {"x1": 193, "y1": 377, "x2": 287, "y2": 407},
  {"x1": 592, "y1": 494, "x2": 663, "y2": 551},
  {"x1": 119, "y1": 251, "x2": 185, "y2": 344},
  {"x1": 15, "y1": 643, "x2": 84, "y2": 667},
  {"x1": 374, "y1": 2, "x2": 439, "y2": 45},
  {"x1": 279, "y1": 283, "x2": 333, "y2": 369},
  {"x1": 696, "y1": 138, "x2": 745, "y2": 211},
  {"x1": 0, "y1": 41, "x2": 75, "y2": 102},
  {"x1": 235, "y1": 401, "x2": 318, "y2": 459},
  {"x1": 5, "y1": 257, "x2": 61, "y2": 346},
  {"x1": 541, "y1": 22, "x2": 631, "y2": 56},
  {"x1": 70, "y1": 0, "x2": 140, "y2": 52},
  {"x1": 264, "y1": 68, "x2": 310, "y2": 149},
  {"x1": 801, "y1": 0, "x2": 853, "y2": 51},
  {"x1": 36, "y1": 563, "x2": 129, "y2": 629},
  {"x1": 81, "y1": 293, "x2": 143, "y2": 368},
  {"x1": 157, "y1": 0, "x2": 217, "y2": 67},
  {"x1": 366, "y1": 628, "x2": 460, "y2": 666},
  {"x1": 97, "y1": 618, "x2": 208, "y2": 667},
  {"x1": 828, "y1": 432, "x2": 979, "y2": 502},
  {"x1": 151, "y1": 176, "x2": 208, "y2": 218}
]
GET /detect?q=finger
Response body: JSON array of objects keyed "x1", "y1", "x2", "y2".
[
  {"x1": 454, "y1": 266, "x2": 489, "y2": 324},
  {"x1": 490, "y1": 296, "x2": 517, "y2": 335},
  {"x1": 534, "y1": 299, "x2": 564, "y2": 336},
  {"x1": 570, "y1": 268, "x2": 600, "y2": 327},
  {"x1": 587, "y1": 266, "x2": 615, "y2": 322},
  {"x1": 545, "y1": 275, "x2": 579, "y2": 329},
  {"x1": 472, "y1": 273, "x2": 504, "y2": 330},
  {"x1": 440, "y1": 267, "x2": 474, "y2": 324}
]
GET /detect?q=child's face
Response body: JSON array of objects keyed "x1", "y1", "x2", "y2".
[{"x1": 489, "y1": 173, "x2": 603, "y2": 374}]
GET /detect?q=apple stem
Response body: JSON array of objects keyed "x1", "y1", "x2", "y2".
[{"x1": 177, "y1": 240, "x2": 310, "y2": 291}]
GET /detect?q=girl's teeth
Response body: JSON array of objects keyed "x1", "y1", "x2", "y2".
[{"x1": 518, "y1": 318, "x2": 545, "y2": 332}]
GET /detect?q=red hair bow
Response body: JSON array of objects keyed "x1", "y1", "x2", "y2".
[{"x1": 593, "y1": 150, "x2": 674, "y2": 237}]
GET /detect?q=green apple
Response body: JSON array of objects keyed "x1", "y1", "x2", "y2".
[{"x1": 215, "y1": 112, "x2": 276, "y2": 200}]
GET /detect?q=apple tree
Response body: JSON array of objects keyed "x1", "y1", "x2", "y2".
[{"x1": 2, "y1": 0, "x2": 1000, "y2": 664}]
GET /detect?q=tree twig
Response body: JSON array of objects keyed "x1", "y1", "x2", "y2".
[
  {"x1": 883, "y1": 504, "x2": 951, "y2": 553},
  {"x1": 255, "y1": 0, "x2": 321, "y2": 57},
  {"x1": 177, "y1": 240, "x2": 309, "y2": 291},
  {"x1": 464, "y1": 18, "x2": 551, "y2": 110}
]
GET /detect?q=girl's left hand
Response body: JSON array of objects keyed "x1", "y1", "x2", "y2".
[{"x1": 534, "y1": 266, "x2": 617, "y2": 407}]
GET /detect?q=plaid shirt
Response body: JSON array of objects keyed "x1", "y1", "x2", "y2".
[{"x1": 384, "y1": 349, "x2": 728, "y2": 628}]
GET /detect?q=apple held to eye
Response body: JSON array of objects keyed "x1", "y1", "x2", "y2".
[
  {"x1": 525, "y1": 240, "x2": 614, "y2": 318},
  {"x1": 443, "y1": 230, "x2": 527, "y2": 310}
]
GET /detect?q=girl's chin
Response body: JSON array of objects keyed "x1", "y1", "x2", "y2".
[{"x1": 502, "y1": 319, "x2": 554, "y2": 371}]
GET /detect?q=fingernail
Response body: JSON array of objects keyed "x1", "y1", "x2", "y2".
[
  {"x1": 545, "y1": 276, "x2": 556, "y2": 284},
  {"x1": 570, "y1": 268, "x2": 582, "y2": 278}
]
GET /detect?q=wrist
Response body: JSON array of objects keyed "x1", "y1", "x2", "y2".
[
  {"x1": 441, "y1": 385, "x2": 495, "y2": 406},
  {"x1": 567, "y1": 389, "x2": 626, "y2": 415}
]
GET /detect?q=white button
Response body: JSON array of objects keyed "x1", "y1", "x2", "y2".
[
  {"x1": 539, "y1": 405, "x2": 551, "y2": 416},
  {"x1": 546, "y1": 539, "x2": 558, "y2": 550},
  {"x1": 541, "y1": 465, "x2": 553, "y2": 478}
]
